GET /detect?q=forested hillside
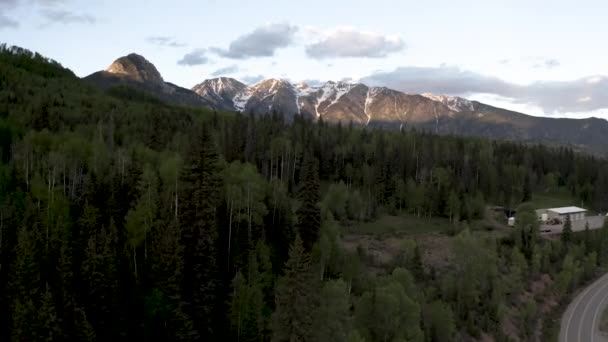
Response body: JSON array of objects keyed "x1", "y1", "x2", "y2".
[{"x1": 1, "y1": 45, "x2": 608, "y2": 341}]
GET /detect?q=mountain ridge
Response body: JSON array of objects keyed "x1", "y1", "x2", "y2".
[
  {"x1": 194, "y1": 76, "x2": 608, "y2": 155},
  {"x1": 80, "y1": 53, "x2": 608, "y2": 155}
]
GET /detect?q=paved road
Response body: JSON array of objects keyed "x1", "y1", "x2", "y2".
[{"x1": 560, "y1": 272, "x2": 608, "y2": 342}]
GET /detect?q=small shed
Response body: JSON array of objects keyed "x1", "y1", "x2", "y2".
[{"x1": 508, "y1": 217, "x2": 516, "y2": 227}]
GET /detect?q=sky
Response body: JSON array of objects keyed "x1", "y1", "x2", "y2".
[{"x1": 2, "y1": 0, "x2": 608, "y2": 119}]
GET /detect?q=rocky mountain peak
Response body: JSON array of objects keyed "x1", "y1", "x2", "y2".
[
  {"x1": 192, "y1": 77, "x2": 248, "y2": 110},
  {"x1": 194, "y1": 77, "x2": 246, "y2": 96},
  {"x1": 106, "y1": 53, "x2": 164, "y2": 84},
  {"x1": 86, "y1": 53, "x2": 212, "y2": 107},
  {"x1": 253, "y1": 78, "x2": 291, "y2": 89}
]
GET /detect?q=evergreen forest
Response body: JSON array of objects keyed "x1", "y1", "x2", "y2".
[{"x1": 2, "y1": 45, "x2": 608, "y2": 341}]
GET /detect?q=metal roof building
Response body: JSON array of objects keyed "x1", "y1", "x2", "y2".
[
  {"x1": 547, "y1": 207, "x2": 587, "y2": 215},
  {"x1": 537, "y1": 206, "x2": 587, "y2": 223}
]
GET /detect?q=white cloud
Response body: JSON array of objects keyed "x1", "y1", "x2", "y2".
[
  {"x1": 586, "y1": 76, "x2": 603, "y2": 84},
  {"x1": 305, "y1": 27, "x2": 404, "y2": 59},
  {"x1": 578, "y1": 96, "x2": 592, "y2": 103},
  {"x1": 0, "y1": 13, "x2": 18, "y2": 28},
  {"x1": 41, "y1": 9, "x2": 95, "y2": 24},
  {"x1": 178, "y1": 49, "x2": 209, "y2": 66},
  {"x1": 211, "y1": 64, "x2": 239, "y2": 76},
  {"x1": 210, "y1": 23, "x2": 297, "y2": 59},
  {"x1": 146, "y1": 36, "x2": 185, "y2": 47},
  {"x1": 241, "y1": 75, "x2": 264, "y2": 84}
]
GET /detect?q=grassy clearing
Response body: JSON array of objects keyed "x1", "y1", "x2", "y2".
[
  {"x1": 347, "y1": 209, "x2": 511, "y2": 237},
  {"x1": 347, "y1": 213, "x2": 453, "y2": 236},
  {"x1": 341, "y1": 210, "x2": 510, "y2": 274},
  {"x1": 528, "y1": 189, "x2": 578, "y2": 210}
]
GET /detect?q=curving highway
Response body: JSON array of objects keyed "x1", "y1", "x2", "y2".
[{"x1": 560, "y1": 272, "x2": 608, "y2": 342}]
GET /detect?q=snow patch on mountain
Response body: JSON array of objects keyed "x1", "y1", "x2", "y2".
[
  {"x1": 313, "y1": 81, "x2": 356, "y2": 117},
  {"x1": 210, "y1": 77, "x2": 238, "y2": 94},
  {"x1": 330, "y1": 82, "x2": 354, "y2": 106},
  {"x1": 422, "y1": 94, "x2": 475, "y2": 112},
  {"x1": 233, "y1": 90, "x2": 252, "y2": 111}
]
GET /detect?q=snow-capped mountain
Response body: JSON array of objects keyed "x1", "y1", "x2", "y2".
[
  {"x1": 192, "y1": 77, "x2": 248, "y2": 110},
  {"x1": 191, "y1": 77, "x2": 465, "y2": 127},
  {"x1": 192, "y1": 76, "x2": 608, "y2": 155}
]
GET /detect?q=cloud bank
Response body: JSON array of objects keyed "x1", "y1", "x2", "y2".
[
  {"x1": 362, "y1": 66, "x2": 608, "y2": 114},
  {"x1": 185, "y1": 23, "x2": 405, "y2": 63}
]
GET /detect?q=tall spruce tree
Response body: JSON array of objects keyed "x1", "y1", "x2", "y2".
[
  {"x1": 38, "y1": 283, "x2": 62, "y2": 341},
  {"x1": 296, "y1": 153, "x2": 321, "y2": 251},
  {"x1": 10, "y1": 220, "x2": 40, "y2": 341},
  {"x1": 179, "y1": 125, "x2": 223, "y2": 339},
  {"x1": 81, "y1": 219, "x2": 120, "y2": 339},
  {"x1": 272, "y1": 235, "x2": 318, "y2": 342},
  {"x1": 561, "y1": 215, "x2": 573, "y2": 249}
]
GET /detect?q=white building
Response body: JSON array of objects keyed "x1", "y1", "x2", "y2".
[{"x1": 536, "y1": 206, "x2": 587, "y2": 223}]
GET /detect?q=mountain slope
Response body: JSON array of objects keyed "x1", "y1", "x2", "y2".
[{"x1": 84, "y1": 54, "x2": 213, "y2": 108}]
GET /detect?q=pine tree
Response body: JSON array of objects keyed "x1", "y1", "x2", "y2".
[
  {"x1": 561, "y1": 215, "x2": 573, "y2": 249},
  {"x1": 149, "y1": 218, "x2": 184, "y2": 333},
  {"x1": 10, "y1": 220, "x2": 40, "y2": 341},
  {"x1": 447, "y1": 190, "x2": 460, "y2": 224},
  {"x1": 11, "y1": 299, "x2": 38, "y2": 341},
  {"x1": 81, "y1": 219, "x2": 120, "y2": 339},
  {"x1": 296, "y1": 153, "x2": 321, "y2": 251},
  {"x1": 125, "y1": 164, "x2": 159, "y2": 279},
  {"x1": 410, "y1": 245, "x2": 425, "y2": 281},
  {"x1": 229, "y1": 243, "x2": 273, "y2": 342},
  {"x1": 584, "y1": 221, "x2": 591, "y2": 253},
  {"x1": 522, "y1": 173, "x2": 532, "y2": 202},
  {"x1": 73, "y1": 307, "x2": 96, "y2": 342},
  {"x1": 272, "y1": 235, "x2": 318, "y2": 342},
  {"x1": 38, "y1": 283, "x2": 62, "y2": 341},
  {"x1": 179, "y1": 125, "x2": 223, "y2": 339},
  {"x1": 57, "y1": 239, "x2": 73, "y2": 321}
]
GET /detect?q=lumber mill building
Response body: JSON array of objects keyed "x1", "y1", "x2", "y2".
[{"x1": 536, "y1": 206, "x2": 587, "y2": 224}]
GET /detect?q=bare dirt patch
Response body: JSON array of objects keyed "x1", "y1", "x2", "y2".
[{"x1": 342, "y1": 231, "x2": 454, "y2": 272}]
